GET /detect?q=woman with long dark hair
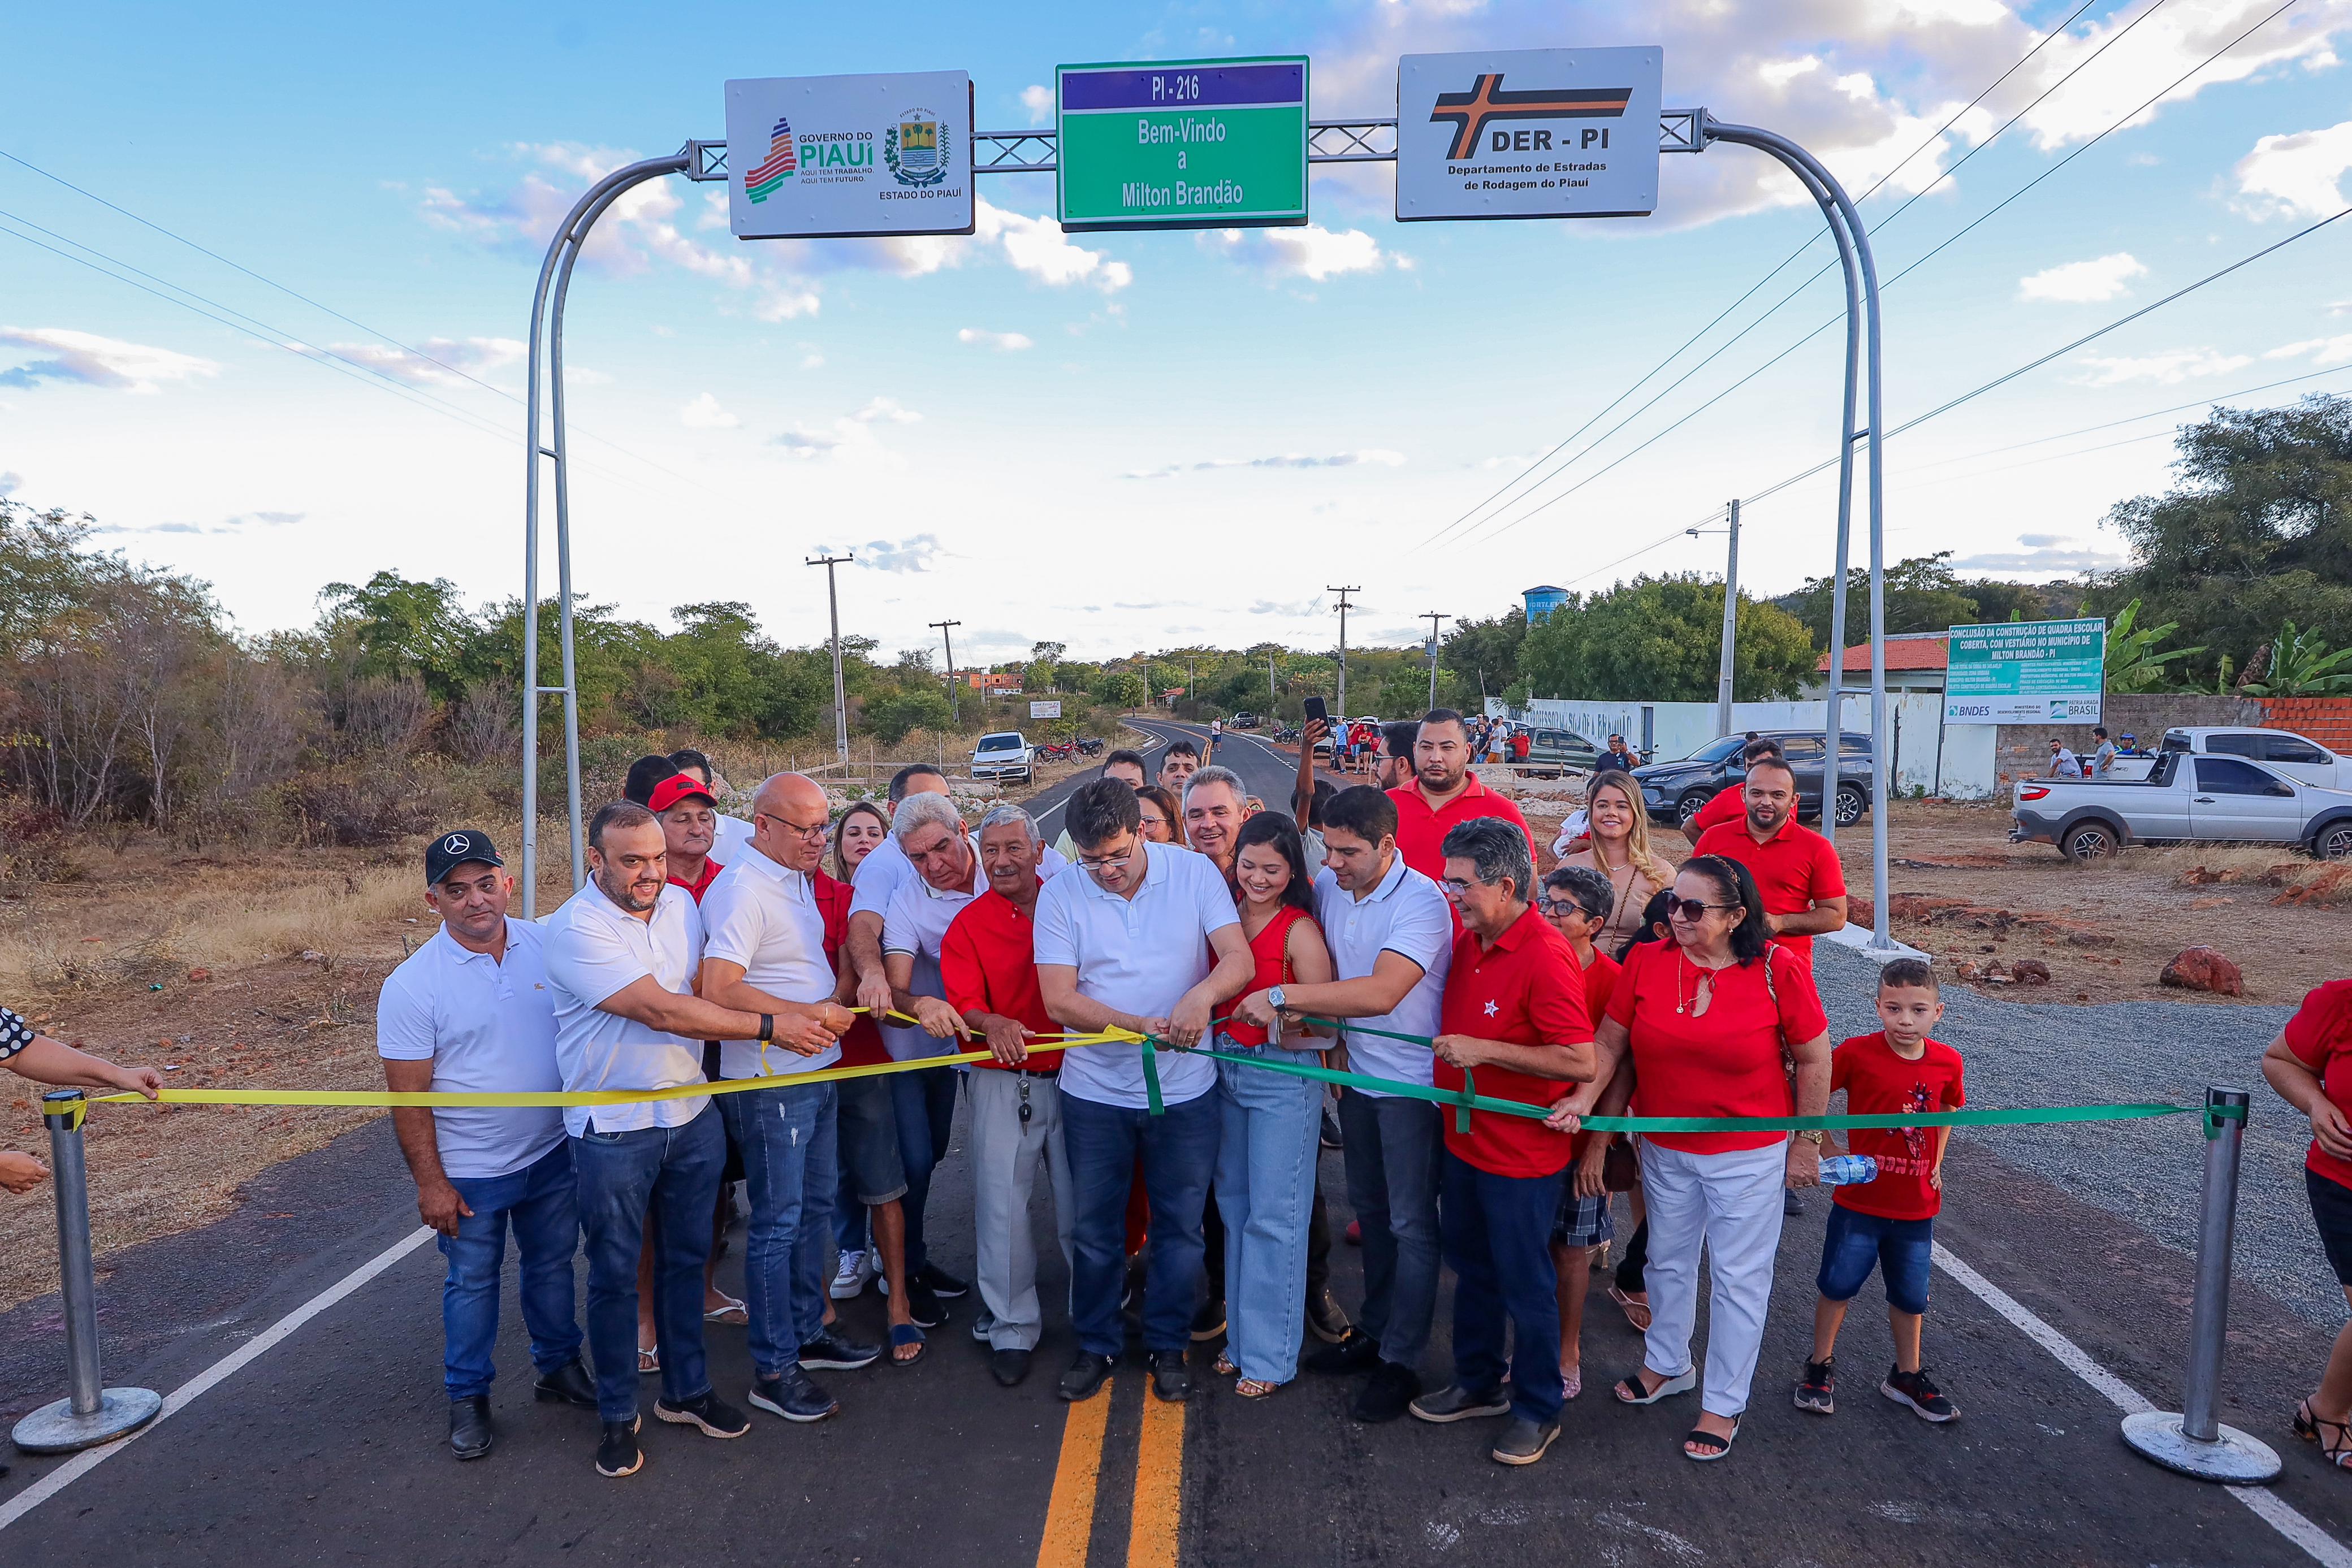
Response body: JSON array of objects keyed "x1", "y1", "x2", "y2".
[
  {"x1": 1545, "y1": 854, "x2": 1832, "y2": 1461},
  {"x1": 1212, "y1": 812, "x2": 1335, "y2": 1397}
]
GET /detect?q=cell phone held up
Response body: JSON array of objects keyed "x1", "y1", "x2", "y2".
[{"x1": 1303, "y1": 696, "x2": 1328, "y2": 724}]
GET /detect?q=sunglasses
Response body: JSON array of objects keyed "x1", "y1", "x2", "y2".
[{"x1": 1666, "y1": 897, "x2": 1741, "y2": 922}]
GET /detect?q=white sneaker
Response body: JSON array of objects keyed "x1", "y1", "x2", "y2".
[{"x1": 830, "y1": 1249, "x2": 875, "y2": 1301}]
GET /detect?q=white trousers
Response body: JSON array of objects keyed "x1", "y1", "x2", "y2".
[
  {"x1": 969, "y1": 1068, "x2": 1075, "y2": 1353},
  {"x1": 1638, "y1": 1138, "x2": 1788, "y2": 1419}
]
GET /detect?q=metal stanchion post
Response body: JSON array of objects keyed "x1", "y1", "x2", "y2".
[
  {"x1": 2121, "y1": 1086, "x2": 2280, "y2": 1482},
  {"x1": 11, "y1": 1090, "x2": 162, "y2": 1454}
]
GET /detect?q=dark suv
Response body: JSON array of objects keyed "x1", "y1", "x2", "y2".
[{"x1": 1629, "y1": 730, "x2": 1875, "y2": 831}]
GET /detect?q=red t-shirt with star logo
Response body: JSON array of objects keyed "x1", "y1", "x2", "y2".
[
  {"x1": 1433, "y1": 903, "x2": 1592, "y2": 1178},
  {"x1": 1830, "y1": 1031, "x2": 1965, "y2": 1220}
]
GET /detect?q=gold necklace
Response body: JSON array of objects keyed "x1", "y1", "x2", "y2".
[{"x1": 1674, "y1": 948, "x2": 1723, "y2": 1015}]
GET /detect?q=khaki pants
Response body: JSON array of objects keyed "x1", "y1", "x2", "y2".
[{"x1": 969, "y1": 1068, "x2": 1075, "y2": 1352}]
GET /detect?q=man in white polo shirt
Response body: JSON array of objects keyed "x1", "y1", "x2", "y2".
[
  {"x1": 1230, "y1": 783, "x2": 1452, "y2": 1424},
  {"x1": 379, "y1": 829, "x2": 594, "y2": 1463},
  {"x1": 544, "y1": 800, "x2": 828, "y2": 1480},
  {"x1": 1035, "y1": 779, "x2": 1252, "y2": 1406},
  {"x1": 700, "y1": 772, "x2": 877, "y2": 1410}
]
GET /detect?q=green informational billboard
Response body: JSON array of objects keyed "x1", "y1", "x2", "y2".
[
  {"x1": 1943, "y1": 617, "x2": 2106, "y2": 725},
  {"x1": 1055, "y1": 57, "x2": 1308, "y2": 232}
]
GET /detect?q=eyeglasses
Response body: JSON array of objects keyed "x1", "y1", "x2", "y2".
[
  {"x1": 1078, "y1": 844, "x2": 1136, "y2": 872},
  {"x1": 1666, "y1": 896, "x2": 1740, "y2": 922},
  {"x1": 756, "y1": 811, "x2": 830, "y2": 842},
  {"x1": 1538, "y1": 897, "x2": 1602, "y2": 920}
]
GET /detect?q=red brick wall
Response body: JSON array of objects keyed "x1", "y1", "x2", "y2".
[{"x1": 2258, "y1": 697, "x2": 2352, "y2": 753}]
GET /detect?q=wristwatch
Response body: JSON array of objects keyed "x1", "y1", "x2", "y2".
[
  {"x1": 1796, "y1": 1129, "x2": 1824, "y2": 1146},
  {"x1": 1268, "y1": 986, "x2": 1287, "y2": 1012}
]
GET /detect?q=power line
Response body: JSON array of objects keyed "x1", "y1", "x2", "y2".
[
  {"x1": 1457, "y1": 0, "x2": 2295, "y2": 551},
  {"x1": 1903, "y1": 361, "x2": 2352, "y2": 474},
  {"x1": 1419, "y1": 0, "x2": 2124, "y2": 551}
]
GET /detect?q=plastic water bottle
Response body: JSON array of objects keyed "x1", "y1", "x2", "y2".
[{"x1": 1817, "y1": 1154, "x2": 1880, "y2": 1187}]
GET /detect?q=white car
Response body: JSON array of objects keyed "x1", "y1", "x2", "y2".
[
  {"x1": 969, "y1": 730, "x2": 1033, "y2": 784},
  {"x1": 2160, "y1": 727, "x2": 2352, "y2": 791}
]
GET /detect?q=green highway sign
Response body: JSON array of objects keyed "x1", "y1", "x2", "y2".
[
  {"x1": 1055, "y1": 57, "x2": 1308, "y2": 232},
  {"x1": 1943, "y1": 617, "x2": 2107, "y2": 725}
]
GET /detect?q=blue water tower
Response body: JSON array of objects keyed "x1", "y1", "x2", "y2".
[{"x1": 1523, "y1": 585, "x2": 1570, "y2": 624}]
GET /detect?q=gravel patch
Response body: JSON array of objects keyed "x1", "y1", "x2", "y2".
[{"x1": 1811, "y1": 942, "x2": 2333, "y2": 1325}]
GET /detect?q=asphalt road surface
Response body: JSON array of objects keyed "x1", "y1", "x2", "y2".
[{"x1": 5, "y1": 720, "x2": 2350, "y2": 1565}]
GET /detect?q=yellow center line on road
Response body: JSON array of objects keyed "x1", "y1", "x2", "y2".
[
  {"x1": 1128, "y1": 1389, "x2": 1186, "y2": 1568},
  {"x1": 1036, "y1": 1382, "x2": 1113, "y2": 1568}
]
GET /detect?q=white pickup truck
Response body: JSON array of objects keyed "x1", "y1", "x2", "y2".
[
  {"x1": 2159, "y1": 726, "x2": 2352, "y2": 790},
  {"x1": 969, "y1": 730, "x2": 1034, "y2": 784},
  {"x1": 2011, "y1": 747, "x2": 2352, "y2": 861}
]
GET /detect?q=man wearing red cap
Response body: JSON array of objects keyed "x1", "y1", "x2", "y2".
[{"x1": 650, "y1": 773, "x2": 726, "y2": 904}]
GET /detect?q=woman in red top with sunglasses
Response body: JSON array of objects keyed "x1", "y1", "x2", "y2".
[{"x1": 1210, "y1": 812, "x2": 1335, "y2": 1397}]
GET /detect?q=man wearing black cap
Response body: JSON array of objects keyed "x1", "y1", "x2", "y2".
[{"x1": 378, "y1": 830, "x2": 596, "y2": 1461}]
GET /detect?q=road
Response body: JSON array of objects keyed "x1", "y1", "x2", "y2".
[{"x1": 4, "y1": 720, "x2": 2349, "y2": 1565}]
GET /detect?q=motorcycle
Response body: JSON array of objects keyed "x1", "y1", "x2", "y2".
[
  {"x1": 1037, "y1": 740, "x2": 1079, "y2": 763},
  {"x1": 1075, "y1": 737, "x2": 1104, "y2": 756}
]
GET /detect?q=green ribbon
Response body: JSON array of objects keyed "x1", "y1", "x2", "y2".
[{"x1": 1140, "y1": 1036, "x2": 1164, "y2": 1117}]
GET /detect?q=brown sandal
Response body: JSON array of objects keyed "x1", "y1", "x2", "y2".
[
  {"x1": 1606, "y1": 1284, "x2": 1652, "y2": 1333},
  {"x1": 1214, "y1": 1350, "x2": 1238, "y2": 1376},
  {"x1": 1235, "y1": 1378, "x2": 1278, "y2": 1398}
]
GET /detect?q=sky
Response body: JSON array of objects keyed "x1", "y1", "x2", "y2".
[{"x1": 5, "y1": 0, "x2": 2352, "y2": 665}]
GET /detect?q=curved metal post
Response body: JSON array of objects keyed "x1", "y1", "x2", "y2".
[
  {"x1": 521, "y1": 153, "x2": 689, "y2": 915},
  {"x1": 1699, "y1": 115, "x2": 1891, "y2": 947}
]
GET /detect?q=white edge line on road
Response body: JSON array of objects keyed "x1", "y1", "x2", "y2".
[
  {"x1": 0, "y1": 1225, "x2": 435, "y2": 1533},
  {"x1": 1933, "y1": 1241, "x2": 2352, "y2": 1568}
]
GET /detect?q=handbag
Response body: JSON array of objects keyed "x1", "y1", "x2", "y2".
[
  {"x1": 1601, "y1": 1135, "x2": 1638, "y2": 1193},
  {"x1": 1758, "y1": 943, "x2": 1798, "y2": 1079}
]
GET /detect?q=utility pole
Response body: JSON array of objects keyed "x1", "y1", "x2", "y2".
[
  {"x1": 806, "y1": 553, "x2": 853, "y2": 761},
  {"x1": 1186, "y1": 654, "x2": 1195, "y2": 712},
  {"x1": 1329, "y1": 586, "x2": 1359, "y2": 720},
  {"x1": 1687, "y1": 501, "x2": 1741, "y2": 738},
  {"x1": 1421, "y1": 612, "x2": 1450, "y2": 712},
  {"x1": 929, "y1": 618, "x2": 962, "y2": 726},
  {"x1": 1268, "y1": 648, "x2": 1276, "y2": 701}
]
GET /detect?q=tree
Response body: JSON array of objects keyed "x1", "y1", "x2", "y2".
[
  {"x1": 1519, "y1": 574, "x2": 1817, "y2": 702},
  {"x1": 1099, "y1": 671, "x2": 1149, "y2": 709},
  {"x1": 2242, "y1": 621, "x2": 2352, "y2": 695},
  {"x1": 2102, "y1": 598, "x2": 2203, "y2": 694},
  {"x1": 1031, "y1": 640, "x2": 1067, "y2": 664},
  {"x1": 864, "y1": 685, "x2": 954, "y2": 744},
  {"x1": 316, "y1": 570, "x2": 484, "y2": 701},
  {"x1": 1441, "y1": 608, "x2": 1530, "y2": 704},
  {"x1": 1775, "y1": 552, "x2": 1980, "y2": 649}
]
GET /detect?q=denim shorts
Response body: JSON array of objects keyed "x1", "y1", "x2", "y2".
[
  {"x1": 1552, "y1": 1188, "x2": 1615, "y2": 1249},
  {"x1": 836, "y1": 1073, "x2": 908, "y2": 1206},
  {"x1": 1817, "y1": 1203, "x2": 1934, "y2": 1316}
]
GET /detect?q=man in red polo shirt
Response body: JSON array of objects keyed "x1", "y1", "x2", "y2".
[
  {"x1": 940, "y1": 802, "x2": 1067, "y2": 1389},
  {"x1": 649, "y1": 773, "x2": 725, "y2": 903},
  {"x1": 1407, "y1": 817, "x2": 1595, "y2": 1468},
  {"x1": 1389, "y1": 709, "x2": 1535, "y2": 887},
  {"x1": 1685, "y1": 737, "x2": 1786, "y2": 839},
  {"x1": 1690, "y1": 755, "x2": 1848, "y2": 968}
]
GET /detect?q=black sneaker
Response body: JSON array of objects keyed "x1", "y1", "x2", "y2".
[
  {"x1": 654, "y1": 1390, "x2": 751, "y2": 1439},
  {"x1": 799, "y1": 1328, "x2": 882, "y2": 1371},
  {"x1": 1795, "y1": 1357, "x2": 1836, "y2": 1415},
  {"x1": 1350, "y1": 1361, "x2": 1421, "y2": 1424},
  {"x1": 914, "y1": 1261, "x2": 969, "y2": 1300},
  {"x1": 1491, "y1": 1415, "x2": 1560, "y2": 1467},
  {"x1": 595, "y1": 1417, "x2": 643, "y2": 1478},
  {"x1": 990, "y1": 1348, "x2": 1033, "y2": 1388},
  {"x1": 1305, "y1": 1288, "x2": 1350, "y2": 1345},
  {"x1": 1058, "y1": 1351, "x2": 1116, "y2": 1402},
  {"x1": 1320, "y1": 1106, "x2": 1344, "y2": 1150},
  {"x1": 1190, "y1": 1297, "x2": 1227, "y2": 1342},
  {"x1": 750, "y1": 1366, "x2": 838, "y2": 1423},
  {"x1": 1304, "y1": 1327, "x2": 1381, "y2": 1375},
  {"x1": 1882, "y1": 1366, "x2": 1957, "y2": 1423},
  {"x1": 1151, "y1": 1349, "x2": 1191, "y2": 1402},
  {"x1": 449, "y1": 1394, "x2": 494, "y2": 1460},
  {"x1": 532, "y1": 1358, "x2": 598, "y2": 1409},
  {"x1": 905, "y1": 1278, "x2": 948, "y2": 1329},
  {"x1": 1409, "y1": 1384, "x2": 1512, "y2": 1424}
]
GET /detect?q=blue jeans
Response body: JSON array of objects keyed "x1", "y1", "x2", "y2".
[
  {"x1": 439, "y1": 1142, "x2": 583, "y2": 1400},
  {"x1": 835, "y1": 1160, "x2": 867, "y2": 1254},
  {"x1": 891, "y1": 1067, "x2": 958, "y2": 1276},
  {"x1": 573, "y1": 1106, "x2": 725, "y2": 1422},
  {"x1": 1064, "y1": 1088, "x2": 1220, "y2": 1357},
  {"x1": 1214, "y1": 1041, "x2": 1323, "y2": 1384},
  {"x1": 1441, "y1": 1149, "x2": 1569, "y2": 1424},
  {"x1": 1337, "y1": 1089, "x2": 1443, "y2": 1371},
  {"x1": 722, "y1": 1080, "x2": 839, "y2": 1377},
  {"x1": 1817, "y1": 1204, "x2": 1935, "y2": 1316}
]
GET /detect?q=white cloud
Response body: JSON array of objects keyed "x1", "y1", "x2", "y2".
[
  {"x1": 1947, "y1": 539, "x2": 2125, "y2": 574},
  {"x1": 799, "y1": 352, "x2": 825, "y2": 370},
  {"x1": 292, "y1": 335, "x2": 526, "y2": 387},
  {"x1": 2069, "y1": 347, "x2": 2253, "y2": 385},
  {"x1": 1021, "y1": 85, "x2": 1053, "y2": 125},
  {"x1": 2267, "y1": 334, "x2": 2352, "y2": 367},
  {"x1": 1126, "y1": 450, "x2": 1407, "y2": 480},
  {"x1": 0, "y1": 471, "x2": 18, "y2": 497},
  {"x1": 958, "y1": 327, "x2": 1034, "y2": 352},
  {"x1": 2235, "y1": 119, "x2": 2352, "y2": 220},
  {"x1": 855, "y1": 533, "x2": 945, "y2": 573},
  {"x1": 976, "y1": 199, "x2": 1134, "y2": 291},
  {"x1": 769, "y1": 396, "x2": 920, "y2": 462},
  {"x1": 1198, "y1": 224, "x2": 1393, "y2": 281},
  {"x1": 2017, "y1": 252, "x2": 2146, "y2": 303},
  {"x1": 0, "y1": 327, "x2": 220, "y2": 394},
  {"x1": 679, "y1": 392, "x2": 738, "y2": 428},
  {"x1": 853, "y1": 396, "x2": 920, "y2": 424},
  {"x1": 92, "y1": 511, "x2": 304, "y2": 538}
]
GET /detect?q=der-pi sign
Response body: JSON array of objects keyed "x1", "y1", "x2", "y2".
[{"x1": 1396, "y1": 47, "x2": 1663, "y2": 220}]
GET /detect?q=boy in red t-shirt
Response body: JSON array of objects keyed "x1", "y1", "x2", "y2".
[{"x1": 1795, "y1": 958, "x2": 1964, "y2": 1423}]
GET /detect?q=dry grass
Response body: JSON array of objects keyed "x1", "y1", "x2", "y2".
[{"x1": 2148, "y1": 842, "x2": 2352, "y2": 905}]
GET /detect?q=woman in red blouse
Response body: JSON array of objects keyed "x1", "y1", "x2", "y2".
[
  {"x1": 1546, "y1": 854, "x2": 1832, "y2": 1462},
  {"x1": 2263, "y1": 978, "x2": 2352, "y2": 1467}
]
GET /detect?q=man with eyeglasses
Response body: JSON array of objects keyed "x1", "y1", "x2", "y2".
[
  {"x1": 696, "y1": 774, "x2": 876, "y2": 1426},
  {"x1": 1035, "y1": 779, "x2": 1253, "y2": 1405}
]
